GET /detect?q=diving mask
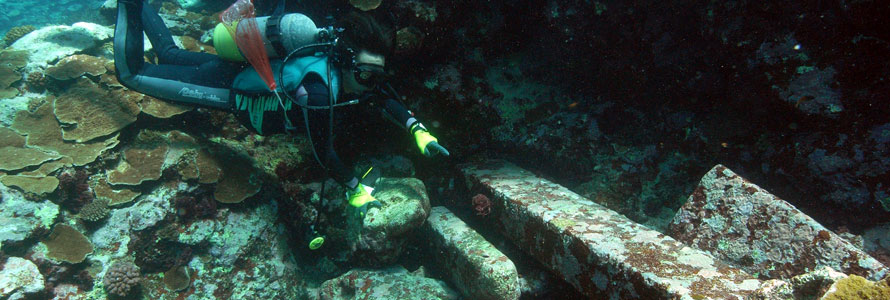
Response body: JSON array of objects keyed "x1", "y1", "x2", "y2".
[{"x1": 353, "y1": 63, "x2": 389, "y2": 87}]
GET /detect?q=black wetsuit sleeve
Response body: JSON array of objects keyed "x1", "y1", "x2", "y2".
[
  {"x1": 380, "y1": 98, "x2": 416, "y2": 129},
  {"x1": 302, "y1": 77, "x2": 355, "y2": 185}
]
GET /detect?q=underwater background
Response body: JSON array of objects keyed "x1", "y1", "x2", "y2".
[{"x1": 0, "y1": 0, "x2": 889, "y2": 299}]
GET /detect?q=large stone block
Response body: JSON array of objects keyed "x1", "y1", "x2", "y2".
[
  {"x1": 461, "y1": 160, "x2": 760, "y2": 299},
  {"x1": 669, "y1": 164, "x2": 888, "y2": 280},
  {"x1": 424, "y1": 206, "x2": 521, "y2": 300}
]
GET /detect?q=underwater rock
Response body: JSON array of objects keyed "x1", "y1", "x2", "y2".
[
  {"x1": 669, "y1": 164, "x2": 888, "y2": 281},
  {"x1": 777, "y1": 67, "x2": 843, "y2": 118},
  {"x1": 748, "y1": 266, "x2": 847, "y2": 299},
  {"x1": 0, "y1": 94, "x2": 35, "y2": 127},
  {"x1": 364, "y1": 178, "x2": 431, "y2": 236},
  {"x1": 317, "y1": 266, "x2": 459, "y2": 300},
  {"x1": 342, "y1": 177, "x2": 431, "y2": 266},
  {"x1": 0, "y1": 257, "x2": 45, "y2": 300},
  {"x1": 165, "y1": 201, "x2": 304, "y2": 299},
  {"x1": 820, "y1": 274, "x2": 890, "y2": 299},
  {"x1": 128, "y1": 185, "x2": 175, "y2": 231},
  {"x1": 349, "y1": 0, "x2": 382, "y2": 11},
  {"x1": 424, "y1": 206, "x2": 521, "y2": 300},
  {"x1": 0, "y1": 183, "x2": 59, "y2": 249},
  {"x1": 462, "y1": 160, "x2": 761, "y2": 299},
  {"x1": 9, "y1": 22, "x2": 112, "y2": 73},
  {"x1": 203, "y1": 203, "x2": 276, "y2": 266},
  {"x1": 42, "y1": 224, "x2": 93, "y2": 264}
]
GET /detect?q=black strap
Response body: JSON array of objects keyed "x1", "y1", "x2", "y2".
[{"x1": 266, "y1": 14, "x2": 287, "y2": 57}]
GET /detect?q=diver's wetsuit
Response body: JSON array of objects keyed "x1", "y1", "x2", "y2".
[{"x1": 114, "y1": 0, "x2": 417, "y2": 188}]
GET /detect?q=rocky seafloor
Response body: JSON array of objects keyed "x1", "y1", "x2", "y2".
[{"x1": 1, "y1": 0, "x2": 889, "y2": 299}]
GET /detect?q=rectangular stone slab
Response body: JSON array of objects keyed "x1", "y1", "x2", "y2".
[
  {"x1": 424, "y1": 206, "x2": 521, "y2": 300},
  {"x1": 669, "y1": 164, "x2": 889, "y2": 281},
  {"x1": 461, "y1": 160, "x2": 761, "y2": 299}
]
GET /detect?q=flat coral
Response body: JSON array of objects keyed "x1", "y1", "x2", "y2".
[
  {"x1": 162, "y1": 266, "x2": 191, "y2": 291},
  {"x1": 180, "y1": 149, "x2": 222, "y2": 184},
  {"x1": 44, "y1": 54, "x2": 107, "y2": 80},
  {"x1": 106, "y1": 144, "x2": 169, "y2": 185},
  {"x1": 0, "y1": 175, "x2": 60, "y2": 195},
  {"x1": 11, "y1": 101, "x2": 119, "y2": 166},
  {"x1": 53, "y1": 78, "x2": 141, "y2": 142},
  {"x1": 42, "y1": 224, "x2": 93, "y2": 263},
  {"x1": 0, "y1": 146, "x2": 62, "y2": 171},
  {"x1": 140, "y1": 96, "x2": 192, "y2": 119},
  {"x1": 20, "y1": 157, "x2": 73, "y2": 177},
  {"x1": 0, "y1": 127, "x2": 26, "y2": 148},
  {"x1": 213, "y1": 150, "x2": 261, "y2": 203},
  {"x1": 92, "y1": 178, "x2": 141, "y2": 206}
]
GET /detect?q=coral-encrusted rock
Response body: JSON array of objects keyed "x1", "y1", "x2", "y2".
[
  {"x1": 0, "y1": 257, "x2": 45, "y2": 299},
  {"x1": 0, "y1": 183, "x2": 58, "y2": 249},
  {"x1": 669, "y1": 165, "x2": 889, "y2": 280},
  {"x1": 344, "y1": 177, "x2": 431, "y2": 265},
  {"x1": 424, "y1": 206, "x2": 520, "y2": 300},
  {"x1": 364, "y1": 178, "x2": 431, "y2": 236},
  {"x1": 462, "y1": 160, "x2": 761, "y2": 299},
  {"x1": 9, "y1": 22, "x2": 113, "y2": 73},
  {"x1": 748, "y1": 266, "x2": 848, "y2": 299},
  {"x1": 317, "y1": 266, "x2": 459, "y2": 300}
]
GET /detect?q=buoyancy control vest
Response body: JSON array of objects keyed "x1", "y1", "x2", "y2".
[{"x1": 231, "y1": 55, "x2": 340, "y2": 135}]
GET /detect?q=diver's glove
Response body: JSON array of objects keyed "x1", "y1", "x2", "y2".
[
  {"x1": 410, "y1": 123, "x2": 450, "y2": 157},
  {"x1": 346, "y1": 168, "x2": 382, "y2": 219}
]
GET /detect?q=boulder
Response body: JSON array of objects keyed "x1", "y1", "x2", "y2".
[
  {"x1": 317, "y1": 266, "x2": 459, "y2": 300},
  {"x1": 0, "y1": 183, "x2": 59, "y2": 250},
  {"x1": 0, "y1": 257, "x2": 45, "y2": 300},
  {"x1": 9, "y1": 22, "x2": 113, "y2": 73},
  {"x1": 669, "y1": 164, "x2": 888, "y2": 280}
]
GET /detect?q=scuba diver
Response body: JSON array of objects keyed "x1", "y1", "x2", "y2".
[{"x1": 113, "y1": 0, "x2": 449, "y2": 248}]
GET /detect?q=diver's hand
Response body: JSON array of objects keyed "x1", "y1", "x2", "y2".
[
  {"x1": 411, "y1": 123, "x2": 449, "y2": 157},
  {"x1": 347, "y1": 183, "x2": 380, "y2": 219},
  {"x1": 354, "y1": 200, "x2": 382, "y2": 219},
  {"x1": 424, "y1": 141, "x2": 450, "y2": 157}
]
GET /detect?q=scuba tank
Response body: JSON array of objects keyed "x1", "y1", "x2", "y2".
[{"x1": 214, "y1": 13, "x2": 330, "y2": 61}]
